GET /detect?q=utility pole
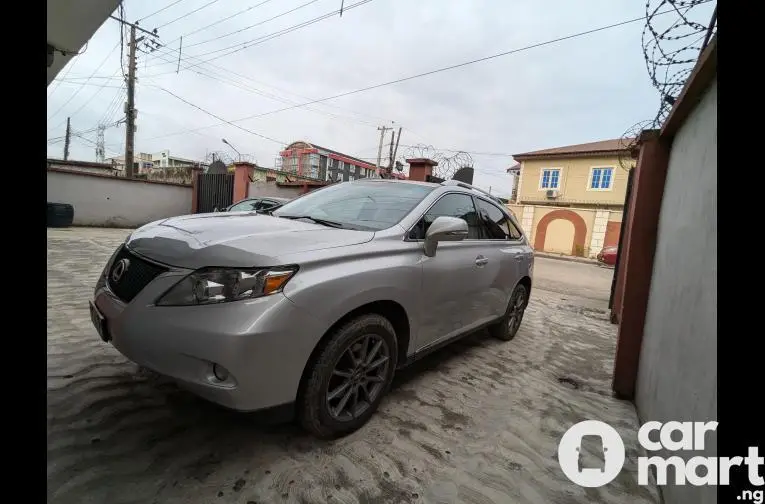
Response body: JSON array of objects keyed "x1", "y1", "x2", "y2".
[
  {"x1": 109, "y1": 15, "x2": 160, "y2": 178},
  {"x1": 387, "y1": 131, "x2": 395, "y2": 172},
  {"x1": 375, "y1": 126, "x2": 391, "y2": 178},
  {"x1": 63, "y1": 117, "x2": 71, "y2": 161},
  {"x1": 389, "y1": 127, "x2": 402, "y2": 174},
  {"x1": 124, "y1": 25, "x2": 140, "y2": 178}
]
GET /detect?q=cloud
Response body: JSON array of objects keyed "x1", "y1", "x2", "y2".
[{"x1": 47, "y1": 0, "x2": 710, "y2": 199}]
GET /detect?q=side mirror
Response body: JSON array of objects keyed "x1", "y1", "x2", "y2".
[{"x1": 423, "y1": 216, "x2": 468, "y2": 257}]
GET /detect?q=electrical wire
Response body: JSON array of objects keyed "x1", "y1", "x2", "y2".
[
  {"x1": 158, "y1": 0, "x2": 278, "y2": 45},
  {"x1": 155, "y1": 0, "x2": 222, "y2": 30},
  {"x1": 182, "y1": 0, "x2": 322, "y2": 51},
  {"x1": 137, "y1": 0, "x2": 187, "y2": 22},
  {"x1": 146, "y1": 84, "x2": 285, "y2": 145},
  {"x1": 144, "y1": 48, "x2": 379, "y2": 128},
  {"x1": 48, "y1": 55, "x2": 81, "y2": 96},
  {"x1": 47, "y1": 41, "x2": 121, "y2": 127},
  {"x1": 142, "y1": 0, "x2": 374, "y2": 71},
  {"x1": 143, "y1": 9, "x2": 679, "y2": 142}
]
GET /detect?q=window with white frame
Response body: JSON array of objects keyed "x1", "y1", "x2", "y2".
[
  {"x1": 539, "y1": 168, "x2": 561, "y2": 189},
  {"x1": 589, "y1": 167, "x2": 614, "y2": 190}
]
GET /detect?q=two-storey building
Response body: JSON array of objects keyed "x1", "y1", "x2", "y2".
[{"x1": 508, "y1": 138, "x2": 635, "y2": 258}]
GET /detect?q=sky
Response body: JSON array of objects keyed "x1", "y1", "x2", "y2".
[{"x1": 46, "y1": 0, "x2": 714, "y2": 198}]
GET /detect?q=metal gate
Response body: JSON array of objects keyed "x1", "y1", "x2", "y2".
[
  {"x1": 196, "y1": 173, "x2": 234, "y2": 213},
  {"x1": 609, "y1": 167, "x2": 635, "y2": 310}
]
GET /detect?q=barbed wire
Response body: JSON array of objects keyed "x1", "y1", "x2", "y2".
[
  {"x1": 619, "y1": 0, "x2": 716, "y2": 166},
  {"x1": 203, "y1": 151, "x2": 259, "y2": 165},
  {"x1": 403, "y1": 144, "x2": 474, "y2": 179}
]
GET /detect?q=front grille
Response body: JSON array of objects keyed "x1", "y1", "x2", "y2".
[{"x1": 107, "y1": 246, "x2": 168, "y2": 303}]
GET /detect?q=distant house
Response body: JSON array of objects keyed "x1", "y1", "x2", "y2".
[
  {"x1": 106, "y1": 150, "x2": 199, "y2": 174},
  {"x1": 513, "y1": 138, "x2": 634, "y2": 209},
  {"x1": 507, "y1": 138, "x2": 636, "y2": 258},
  {"x1": 277, "y1": 140, "x2": 398, "y2": 182}
]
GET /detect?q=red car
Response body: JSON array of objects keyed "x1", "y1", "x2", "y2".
[{"x1": 596, "y1": 245, "x2": 618, "y2": 266}]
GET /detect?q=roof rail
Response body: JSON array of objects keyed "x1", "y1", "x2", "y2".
[{"x1": 441, "y1": 179, "x2": 504, "y2": 203}]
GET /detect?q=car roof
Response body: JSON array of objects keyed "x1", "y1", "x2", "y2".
[
  {"x1": 238, "y1": 196, "x2": 290, "y2": 202},
  {"x1": 353, "y1": 178, "x2": 441, "y2": 189}
]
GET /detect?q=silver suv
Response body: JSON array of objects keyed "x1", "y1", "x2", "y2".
[{"x1": 89, "y1": 179, "x2": 534, "y2": 438}]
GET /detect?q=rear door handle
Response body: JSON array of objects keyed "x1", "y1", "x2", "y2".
[{"x1": 475, "y1": 256, "x2": 489, "y2": 266}]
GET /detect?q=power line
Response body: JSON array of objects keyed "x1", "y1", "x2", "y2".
[
  {"x1": 155, "y1": 0, "x2": 222, "y2": 30},
  {"x1": 144, "y1": 47, "x2": 379, "y2": 128},
  {"x1": 142, "y1": 9, "x2": 677, "y2": 142},
  {"x1": 160, "y1": 0, "x2": 278, "y2": 45},
  {"x1": 143, "y1": 0, "x2": 375, "y2": 71},
  {"x1": 47, "y1": 41, "x2": 120, "y2": 126},
  {"x1": 137, "y1": 0, "x2": 188, "y2": 22},
  {"x1": 47, "y1": 54, "x2": 81, "y2": 96},
  {"x1": 181, "y1": 0, "x2": 322, "y2": 51},
  {"x1": 147, "y1": 84, "x2": 285, "y2": 145}
]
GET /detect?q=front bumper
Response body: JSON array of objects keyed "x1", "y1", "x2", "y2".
[{"x1": 91, "y1": 260, "x2": 323, "y2": 412}]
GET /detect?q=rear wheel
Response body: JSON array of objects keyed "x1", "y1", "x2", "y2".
[
  {"x1": 299, "y1": 314, "x2": 398, "y2": 439},
  {"x1": 489, "y1": 284, "x2": 528, "y2": 341}
]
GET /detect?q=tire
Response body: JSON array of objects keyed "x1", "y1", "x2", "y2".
[
  {"x1": 47, "y1": 202, "x2": 74, "y2": 228},
  {"x1": 489, "y1": 283, "x2": 529, "y2": 341},
  {"x1": 299, "y1": 314, "x2": 398, "y2": 439}
]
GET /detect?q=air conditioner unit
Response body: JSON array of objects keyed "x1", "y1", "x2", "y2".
[{"x1": 546, "y1": 190, "x2": 559, "y2": 199}]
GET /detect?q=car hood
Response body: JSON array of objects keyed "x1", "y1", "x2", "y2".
[{"x1": 126, "y1": 213, "x2": 374, "y2": 269}]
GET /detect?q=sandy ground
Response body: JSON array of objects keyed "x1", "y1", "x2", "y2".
[{"x1": 47, "y1": 227, "x2": 658, "y2": 504}]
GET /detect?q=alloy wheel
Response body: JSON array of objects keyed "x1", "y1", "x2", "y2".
[
  {"x1": 508, "y1": 289, "x2": 527, "y2": 335},
  {"x1": 326, "y1": 334, "x2": 390, "y2": 422}
]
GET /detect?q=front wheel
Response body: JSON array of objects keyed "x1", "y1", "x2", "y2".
[
  {"x1": 298, "y1": 314, "x2": 398, "y2": 439},
  {"x1": 489, "y1": 284, "x2": 529, "y2": 341}
]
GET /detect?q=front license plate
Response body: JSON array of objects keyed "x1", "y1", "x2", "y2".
[{"x1": 89, "y1": 301, "x2": 111, "y2": 342}]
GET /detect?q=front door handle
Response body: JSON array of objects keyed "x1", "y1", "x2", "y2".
[{"x1": 475, "y1": 256, "x2": 489, "y2": 266}]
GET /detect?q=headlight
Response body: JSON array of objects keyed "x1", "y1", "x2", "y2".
[{"x1": 156, "y1": 267, "x2": 297, "y2": 306}]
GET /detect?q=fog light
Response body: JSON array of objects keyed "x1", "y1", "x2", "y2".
[{"x1": 212, "y1": 364, "x2": 229, "y2": 381}]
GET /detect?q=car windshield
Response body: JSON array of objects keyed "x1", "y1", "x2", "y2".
[{"x1": 273, "y1": 181, "x2": 435, "y2": 231}]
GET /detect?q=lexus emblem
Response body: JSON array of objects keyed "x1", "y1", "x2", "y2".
[{"x1": 111, "y1": 258, "x2": 130, "y2": 283}]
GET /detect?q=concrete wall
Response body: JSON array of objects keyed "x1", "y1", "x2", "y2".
[
  {"x1": 635, "y1": 79, "x2": 717, "y2": 504},
  {"x1": 518, "y1": 155, "x2": 635, "y2": 207},
  {"x1": 47, "y1": 168, "x2": 192, "y2": 228},
  {"x1": 247, "y1": 180, "x2": 305, "y2": 200}
]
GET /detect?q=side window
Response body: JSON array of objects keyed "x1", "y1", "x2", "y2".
[
  {"x1": 229, "y1": 200, "x2": 257, "y2": 212},
  {"x1": 475, "y1": 199, "x2": 522, "y2": 240},
  {"x1": 409, "y1": 193, "x2": 481, "y2": 240},
  {"x1": 256, "y1": 200, "x2": 277, "y2": 211}
]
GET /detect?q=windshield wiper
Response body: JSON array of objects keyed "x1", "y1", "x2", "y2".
[{"x1": 277, "y1": 215, "x2": 346, "y2": 228}]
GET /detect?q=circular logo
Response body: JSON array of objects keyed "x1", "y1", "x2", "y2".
[
  {"x1": 111, "y1": 258, "x2": 130, "y2": 283},
  {"x1": 558, "y1": 420, "x2": 626, "y2": 487}
]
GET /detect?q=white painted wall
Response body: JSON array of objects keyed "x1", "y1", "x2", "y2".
[
  {"x1": 47, "y1": 169, "x2": 192, "y2": 228},
  {"x1": 636, "y1": 78, "x2": 717, "y2": 504}
]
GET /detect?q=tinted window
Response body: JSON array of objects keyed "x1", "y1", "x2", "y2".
[
  {"x1": 273, "y1": 181, "x2": 435, "y2": 231},
  {"x1": 256, "y1": 200, "x2": 279, "y2": 210},
  {"x1": 228, "y1": 200, "x2": 258, "y2": 212},
  {"x1": 475, "y1": 199, "x2": 522, "y2": 240},
  {"x1": 409, "y1": 193, "x2": 482, "y2": 240}
]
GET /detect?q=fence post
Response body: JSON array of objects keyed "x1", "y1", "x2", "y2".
[
  {"x1": 191, "y1": 167, "x2": 202, "y2": 213},
  {"x1": 232, "y1": 162, "x2": 255, "y2": 203}
]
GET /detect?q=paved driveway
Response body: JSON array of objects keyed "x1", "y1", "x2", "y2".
[{"x1": 47, "y1": 228, "x2": 658, "y2": 504}]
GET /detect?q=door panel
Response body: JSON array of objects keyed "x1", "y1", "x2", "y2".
[
  {"x1": 410, "y1": 192, "x2": 497, "y2": 351},
  {"x1": 418, "y1": 241, "x2": 498, "y2": 350},
  {"x1": 474, "y1": 197, "x2": 528, "y2": 315}
]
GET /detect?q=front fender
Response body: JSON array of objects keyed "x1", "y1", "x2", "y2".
[{"x1": 281, "y1": 245, "x2": 422, "y2": 351}]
